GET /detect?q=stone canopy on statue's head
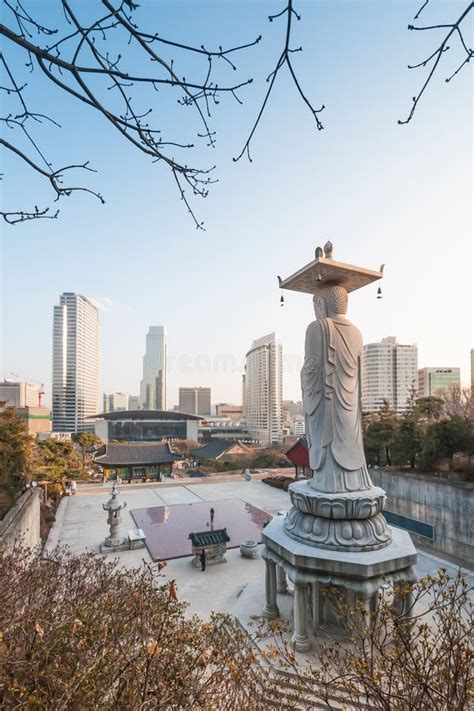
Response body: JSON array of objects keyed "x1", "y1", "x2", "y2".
[{"x1": 279, "y1": 246, "x2": 383, "y2": 295}]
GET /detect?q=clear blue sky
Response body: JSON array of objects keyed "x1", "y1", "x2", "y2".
[{"x1": 1, "y1": 0, "x2": 472, "y2": 406}]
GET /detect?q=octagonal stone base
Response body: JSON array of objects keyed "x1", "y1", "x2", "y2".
[
  {"x1": 283, "y1": 480, "x2": 392, "y2": 552},
  {"x1": 261, "y1": 516, "x2": 417, "y2": 652},
  {"x1": 263, "y1": 516, "x2": 417, "y2": 583}
]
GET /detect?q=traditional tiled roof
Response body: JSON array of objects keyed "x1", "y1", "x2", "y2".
[
  {"x1": 95, "y1": 442, "x2": 182, "y2": 466},
  {"x1": 188, "y1": 528, "x2": 230, "y2": 547},
  {"x1": 89, "y1": 410, "x2": 201, "y2": 421},
  {"x1": 191, "y1": 439, "x2": 249, "y2": 461},
  {"x1": 286, "y1": 436, "x2": 308, "y2": 454},
  {"x1": 285, "y1": 437, "x2": 309, "y2": 466}
]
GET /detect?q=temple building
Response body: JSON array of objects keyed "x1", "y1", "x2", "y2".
[
  {"x1": 191, "y1": 439, "x2": 252, "y2": 463},
  {"x1": 95, "y1": 442, "x2": 183, "y2": 482}
]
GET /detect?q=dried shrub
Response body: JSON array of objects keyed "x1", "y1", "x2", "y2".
[
  {"x1": 0, "y1": 546, "x2": 275, "y2": 710},
  {"x1": 263, "y1": 569, "x2": 474, "y2": 710}
]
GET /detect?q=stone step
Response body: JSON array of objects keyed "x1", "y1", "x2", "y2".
[
  {"x1": 222, "y1": 616, "x2": 376, "y2": 710},
  {"x1": 266, "y1": 669, "x2": 378, "y2": 710}
]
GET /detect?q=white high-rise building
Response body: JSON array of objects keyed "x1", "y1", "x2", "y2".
[
  {"x1": 244, "y1": 332, "x2": 283, "y2": 445},
  {"x1": 103, "y1": 392, "x2": 128, "y2": 413},
  {"x1": 0, "y1": 380, "x2": 38, "y2": 408},
  {"x1": 52, "y1": 293, "x2": 99, "y2": 432},
  {"x1": 362, "y1": 336, "x2": 418, "y2": 414},
  {"x1": 140, "y1": 326, "x2": 167, "y2": 410},
  {"x1": 178, "y1": 387, "x2": 211, "y2": 415}
]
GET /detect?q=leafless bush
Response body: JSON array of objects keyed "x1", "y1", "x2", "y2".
[{"x1": 0, "y1": 545, "x2": 276, "y2": 709}]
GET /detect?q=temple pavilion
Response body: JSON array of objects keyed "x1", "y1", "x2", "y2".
[{"x1": 95, "y1": 442, "x2": 183, "y2": 482}]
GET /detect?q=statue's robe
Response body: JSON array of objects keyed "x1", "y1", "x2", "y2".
[{"x1": 301, "y1": 316, "x2": 371, "y2": 493}]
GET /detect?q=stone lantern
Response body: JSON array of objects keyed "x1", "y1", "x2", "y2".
[{"x1": 101, "y1": 482, "x2": 127, "y2": 552}]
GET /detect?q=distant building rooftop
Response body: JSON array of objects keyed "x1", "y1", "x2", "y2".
[
  {"x1": 95, "y1": 442, "x2": 182, "y2": 466},
  {"x1": 90, "y1": 410, "x2": 201, "y2": 421},
  {"x1": 191, "y1": 439, "x2": 250, "y2": 461}
]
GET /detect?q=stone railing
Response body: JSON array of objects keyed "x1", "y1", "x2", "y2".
[{"x1": 0, "y1": 488, "x2": 41, "y2": 552}]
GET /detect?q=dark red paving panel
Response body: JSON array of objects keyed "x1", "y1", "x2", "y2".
[{"x1": 130, "y1": 499, "x2": 272, "y2": 561}]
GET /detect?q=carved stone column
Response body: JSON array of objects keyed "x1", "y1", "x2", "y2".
[
  {"x1": 292, "y1": 581, "x2": 311, "y2": 652},
  {"x1": 276, "y1": 565, "x2": 288, "y2": 594},
  {"x1": 311, "y1": 582, "x2": 320, "y2": 629},
  {"x1": 404, "y1": 588, "x2": 415, "y2": 617},
  {"x1": 358, "y1": 592, "x2": 377, "y2": 618},
  {"x1": 263, "y1": 558, "x2": 279, "y2": 619}
]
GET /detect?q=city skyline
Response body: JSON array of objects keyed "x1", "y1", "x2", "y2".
[
  {"x1": 1, "y1": 1, "x2": 471, "y2": 406},
  {"x1": 1, "y1": 305, "x2": 472, "y2": 410}
]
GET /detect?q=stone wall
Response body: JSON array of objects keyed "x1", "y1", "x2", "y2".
[
  {"x1": 371, "y1": 469, "x2": 473, "y2": 566},
  {"x1": 0, "y1": 489, "x2": 41, "y2": 552}
]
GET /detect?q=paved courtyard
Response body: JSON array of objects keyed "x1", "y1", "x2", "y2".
[{"x1": 46, "y1": 478, "x2": 474, "y2": 626}]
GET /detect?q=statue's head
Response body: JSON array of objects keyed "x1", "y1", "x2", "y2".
[{"x1": 313, "y1": 284, "x2": 348, "y2": 319}]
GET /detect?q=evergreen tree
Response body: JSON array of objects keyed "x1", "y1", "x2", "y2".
[
  {"x1": 72, "y1": 432, "x2": 102, "y2": 473},
  {"x1": 363, "y1": 401, "x2": 398, "y2": 466},
  {"x1": 0, "y1": 405, "x2": 32, "y2": 493}
]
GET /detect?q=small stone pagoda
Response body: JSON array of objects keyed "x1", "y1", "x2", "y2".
[{"x1": 262, "y1": 243, "x2": 417, "y2": 651}]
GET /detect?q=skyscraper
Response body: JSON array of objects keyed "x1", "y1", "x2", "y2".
[
  {"x1": 128, "y1": 395, "x2": 140, "y2": 411},
  {"x1": 178, "y1": 387, "x2": 211, "y2": 415},
  {"x1": 140, "y1": 326, "x2": 167, "y2": 410},
  {"x1": 418, "y1": 367, "x2": 461, "y2": 397},
  {"x1": 52, "y1": 293, "x2": 99, "y2": 432},
  {"x1": 103, "y1": 392, "x2": 128, "y2": 413},
  {"x1": 244, "y1": 332, "x2": 283, "y2": 445},
  {"x1": 362, "y1": 336, "x2": 418, "y2": 413}
]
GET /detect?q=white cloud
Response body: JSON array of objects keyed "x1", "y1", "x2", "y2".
[
  {"x1": 90, "y1": 296, "x2": 114, "y2": 311},
  {"x1": 90, "y1": 296, "x2": 134, "y2": 314}
]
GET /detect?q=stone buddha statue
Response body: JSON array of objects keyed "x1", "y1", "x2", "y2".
[
  {"x1": 260, "y1": 247, "x2": 418, "y2": 649},
  {"x1": 302, "y1": 283, "x2": 371, "y2": 494},
  {"x1": 279, "y1": 245, "x2": 392, "y2": 551}
]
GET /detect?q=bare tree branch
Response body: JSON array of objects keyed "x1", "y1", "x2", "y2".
[
  {"x1": 234, "y1": 0, "x2": 324, "y2": 163},
  {"x1": 399, "y1": 1, "x2": 473, "y2": 125},
  {"x1": 0, "y1": 0, "x2": 260, "y2": 227},
  {"x1": 0, "y1": 204, "x2": 59, "y2": 225},
  {"x1": 0, "y1": 0, "x2": 471, "y2": 226}
]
